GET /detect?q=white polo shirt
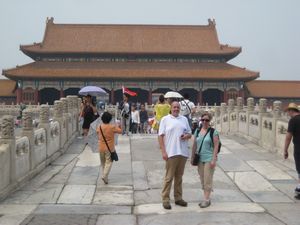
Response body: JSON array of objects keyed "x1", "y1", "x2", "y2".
[{"x1": 158, "y1": 114, "x2": 191, "y2": 158}]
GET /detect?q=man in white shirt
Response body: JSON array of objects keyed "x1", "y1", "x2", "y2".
[
  {"x1": 158, "y1": 101, "x2": 192, "y2": 210},
  {"x1": 130, "y1": 104, "x2": 140, "y2": 133},
  {"x1": 179, "y1": 93, "x2": 195, "y2": 128}
]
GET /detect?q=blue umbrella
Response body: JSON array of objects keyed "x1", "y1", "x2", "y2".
[{"x1": 79, "y1": 86, "x2": 107, "y2": 96}]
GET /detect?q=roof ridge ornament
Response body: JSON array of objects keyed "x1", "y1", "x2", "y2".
[
  {"x1": 208, "y1": 18, "x2": 216, "y2": 26},
  {"x1": 46, "y1": 17, "x2": 54, "y2": 24}
]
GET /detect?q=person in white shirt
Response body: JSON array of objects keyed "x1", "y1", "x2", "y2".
[
  {"x1": 179, "y1": 93, "x2": 196, "y2": 128},
  {"x1": 158, "y1": 101, "x2": 192, "y2": 210},
  {"x1": 131, "y1": 104, "x2": 140, "y2": 134},
  {"x1": 120, "y1": 94, "x2": 130, "y2": 135}
]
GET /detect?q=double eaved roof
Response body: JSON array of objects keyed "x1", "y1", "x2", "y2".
[
  {"x1": 4, "y1": 61, "x2": 259, "y2": 81},
  {"x1": 20, "y1": 18, "x2": 241, "y2": 60},
  {"x1": 2, "y1": 18, "x2": 259, "y2": 82}
]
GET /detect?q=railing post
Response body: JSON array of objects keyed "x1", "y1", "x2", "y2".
[
  {"x1": 272, "y1": 100, "x2": 282, "y2": 152},
  {"x1": 54, "y1": 100, "x2": 65, "y2": 149},
  {"x1": 236, "y1": 97, "x2": 243, "y2": 133},
  {"x1": 0, "y1": 116, "x2": 16, "y2": 183},
  {"x1": 228, "y1": 99, "x2": 235, "y2": 133},
  {"x1": 22, "y1": 109, "x2": 35, "y2": 170},
  {"x1": 220, "y1": 103, "x2": 227, "y2": 134},
  {"x1": 61, "y1": 98, "x2": 71, "y2": 140},
  {"x1": 38, "y1": 104, "x2": 51, "y2": 157},
  {"x1": 258, "y1": 98, "x2": 268, "y2": 147},
  {"x1": 246, "y1": 97, "x2": 254, "y2": 136}
]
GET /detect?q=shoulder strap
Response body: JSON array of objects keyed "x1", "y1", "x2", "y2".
[
  {"x1": 197, "y1": 127, "x2": 211, "y2": 154},
  {"x1": 196, "y1": 124, "x2": 202, "y2": 138},
  {"x1": 99, "y1": 125, "x2": 112, "y2": 153},
  {"x1": 183, "y1": 100, "x2": 192, "y2": 113},
  {"x1": 210, "y1": 128, "x2": 215, "y2": 142},
  {"x1": 209, "y1": 127, "x2": 215, "y2": 148}
]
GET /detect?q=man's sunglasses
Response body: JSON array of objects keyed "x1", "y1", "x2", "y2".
[{"x1": 201, "y1": 119, "x2": 210, "y2": 122}]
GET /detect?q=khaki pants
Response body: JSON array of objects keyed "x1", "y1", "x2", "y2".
[
  {"x1": 99, "y1": 151, "x2": 113, "y2": 180},
  {"x1": 121, "y1": 116, "x2": 130, "y2": 134},
  {"x1": 162, "y1": 155, "x2": 187, "y2": 203},
  {"x1": 198, "y1": 162, "x2": 215, "y2": 192}
]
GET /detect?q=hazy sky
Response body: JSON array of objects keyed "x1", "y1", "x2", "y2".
[{"x1": 1, "y1": 0, "x2": 300, "y2": 80}]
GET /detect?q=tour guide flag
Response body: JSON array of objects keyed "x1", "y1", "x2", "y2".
[{"x1": 122, "y1": 86, "x2": 137, "y2": 96}]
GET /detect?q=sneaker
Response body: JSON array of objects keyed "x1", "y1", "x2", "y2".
[
  {"x1": 162, "y1": 202, "x2": 172, "y2": 210},
  {"x1": 175, "y1": 199, "x2": 188, "y2": 207},
  {"x1": 102, "y1": 177, "x2": 108, "y2": 184},
  {"x1": 295, "y1": 187, "x2": 300, "y2": 194},
  {"x1": 199, "y1": 200, "x2": 211, "y2": 208},
  {"x1": 295, "y1": 194, "x2": 300, "y2": 200}
]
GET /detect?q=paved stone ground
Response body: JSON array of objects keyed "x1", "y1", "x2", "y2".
[{"x1": 0, "y1": 134, "x2": 299, "y2": 225}]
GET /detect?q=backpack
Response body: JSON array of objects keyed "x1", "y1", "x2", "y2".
[
  {"x1": 180, "y1": 100, "x2": 192, "y2": 115},
  {"x1": 120, "y1": 102, "x2": 130, "y2": 119},
  {"x1": 195, "y1": 126, "x2": 221, "y2": 153}
]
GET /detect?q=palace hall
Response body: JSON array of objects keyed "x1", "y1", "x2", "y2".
[{"x1": 3, "y1": 18, "x2": 259, "y2": 105}]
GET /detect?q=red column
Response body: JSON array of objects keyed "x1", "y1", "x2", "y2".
[
  {"x1": 148, "y1": 89, "x2": 152, "y2": 105},
  {"x1": 110, "y1": 89, "x2": 115, "y2": 104},
  {"x1": 60, "y1": 88, "x2": 64, "y2": 98},
  {"x1": 223, "y1": 89, "x2": 227, "y2": 103},
  {"x1": 197, "y1": 89, "x2": 203, "y2": 105},
  {"x1": 16, "y1": 87, "x2": 23, "y2": 104},
  {"x1": 239, "y1": 89, "x2": 245, "y2": 100},
  {"x1": 34, "y1": 89, "x2": 39, "y2": 104}
]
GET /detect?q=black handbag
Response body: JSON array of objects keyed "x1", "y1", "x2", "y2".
[
  {"x1": 99, "y1": 125, "x2": 119, "y2": 162},
  {"x1": 192, "y1": 128, "x2": 210, "y2": 166}
]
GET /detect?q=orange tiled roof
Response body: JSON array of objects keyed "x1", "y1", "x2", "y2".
[
  {"x1": 3, "y1": 61, "x2": 259, "y2": 81},
  {"x1": 20, "y1": 18, "x2": 241, "y2": 58},
  {"x1": 246, "y1": 80, "x2": 300, "y2": 98},
  {"x1": 0, "y1": 79, "x2": 16, "y2": 96}
]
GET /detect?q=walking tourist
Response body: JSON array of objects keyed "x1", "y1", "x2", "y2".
[
  {"x1": 120, "y1": 93, "x2": 131, "y2": 135},
  {"x1": 81, "y1": 95, "x2": 97, "y2": 137},
  {"x1": 283, "y1": 103, "x2": 300, "y2": 199},
  {"x1": 131, "y1": 104, "x2": 140, "y2": 134},
  {"x1": 139, "y1": 104, "x2": 149, "y2": 133},
  {"x1": 179, "y1": 93, "x2": 196, "y2": 128},
  {"x1": 153, "y1": 94, "x2": 171, "y2": 131},
  {"x1": 97, "y1": 112, "x2": 122, "y2": 184},
  {"x1": 158, "y1": 101, "x2": 192, "y2": 210},
  {"x1": 191, "y1": 112, "x2": 220, "y2": 208}
]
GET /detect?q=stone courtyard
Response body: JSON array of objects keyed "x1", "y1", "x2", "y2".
[{"x1": 0, "y1": 133, "x2": 299, "y2": 225}]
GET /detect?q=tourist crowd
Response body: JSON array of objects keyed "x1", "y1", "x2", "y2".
[{"x1": 79, "y1": 92, "x2": 300, "y2": 209}]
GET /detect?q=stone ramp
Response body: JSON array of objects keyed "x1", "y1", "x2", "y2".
[{"x1": 0, "y1": 134, "x2": 299, "y2": 225}]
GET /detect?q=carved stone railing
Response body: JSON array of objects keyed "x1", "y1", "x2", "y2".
[
  {"x1": 0, "y1": 96, "x2": 81, "y2": 200},
  {"x1": 214, "y1": 98, "x2": 293, "y2": 158}
]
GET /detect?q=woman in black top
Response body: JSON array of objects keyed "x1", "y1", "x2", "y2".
[{"x1": 81, "y1": 95, "x2": 97, "y2": 136}]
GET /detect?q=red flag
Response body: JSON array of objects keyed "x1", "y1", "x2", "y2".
[{"x1": 122, "y1": 86, "x2": 137, "y2": 96}]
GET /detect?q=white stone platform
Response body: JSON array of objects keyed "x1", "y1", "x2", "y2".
[{"x1": 0, "y1": 134, "x2": 299, "y2": 225}]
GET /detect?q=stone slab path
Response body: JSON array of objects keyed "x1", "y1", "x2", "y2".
[{"x1": 0, "y1": 134, "x2": 299, "y2": 225}]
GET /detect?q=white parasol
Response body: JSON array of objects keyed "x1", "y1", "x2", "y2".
[{"x1": 164, "y1": 91, "x2": 183, "y2": 99}]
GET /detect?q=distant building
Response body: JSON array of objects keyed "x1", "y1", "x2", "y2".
[
  {"x1": 0, "y1": 80, "x2": 16, "y2": 104},
  {"x1": 245, "y1": 80, "x2": 300, "y2": 107},
  {"x1": 2, "y1": 18, "x2": 258, "y2": 105}
]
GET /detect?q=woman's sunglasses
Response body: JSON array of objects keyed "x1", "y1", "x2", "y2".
[{"x1": 201, "y1": 119, "x2": 210, "y2": 122}]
